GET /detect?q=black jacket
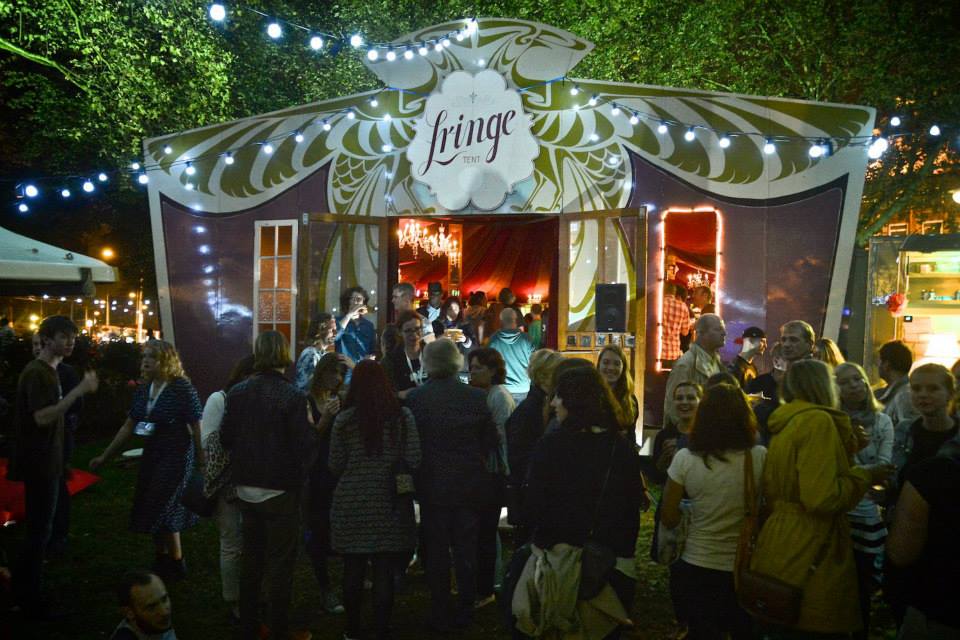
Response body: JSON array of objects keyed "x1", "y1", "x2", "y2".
[
  {"x1": 526, "y1": 427, "x2": 644, "y2": 557},
  {"x1": 405, "y1": 377, "x2": 498, "y2": 507},
  {"x1": 505, "y1": 385, "x2": 547, "y2": 488},
  {"x1": 220, "y1": 370, "x2": 317, "y2": 492}
]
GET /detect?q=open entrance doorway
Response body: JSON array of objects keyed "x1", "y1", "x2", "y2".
[{"x1": 387, "y1": 215, "x2": 560, "y2": 346}]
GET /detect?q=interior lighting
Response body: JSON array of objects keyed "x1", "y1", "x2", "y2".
[
  {"x1": 294, "y1": 131, "x2": 304, "y2": 143},
  {"x1": 719, "y1": 135, "x2": 731, "y2": 148},
  {"x1": 185, "y1": 162, "x2": 196, "y2": 175},
  {"x1": 404, "y1": 49, "x2": 414, "y2": 60},
  {"x1": 263, "y1": 143, "x2": 274, "y2": 155},
  {"x1": 657, "y1": 122, "x2": 668, "y2": 135}
]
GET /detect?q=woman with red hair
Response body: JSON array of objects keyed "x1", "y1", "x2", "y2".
[{"x1": 329, "y1": 360, "x2": 421, "y2": 640}]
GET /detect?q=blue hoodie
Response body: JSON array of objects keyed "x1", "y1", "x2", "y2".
[{"x1": 488, "y1": 329, "x2": 534, "y2": 394}]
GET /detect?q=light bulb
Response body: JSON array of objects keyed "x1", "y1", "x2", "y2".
[
  {"x1": 83, "y1": 180, "x2": 95, "y2": 192},
  {"x1": 952, "y1": 190, "x2": 960, "y2": 205},
  {"x1": 131, "y1": 161, "x2": 141, "y2": 171},
  {"x1": 477, "y1": 59, "x2": 485, "y2": 67},
  {"x1": 570, "y1": 86, "x2": 579, "y2": 96},
  {"x1": 61, "y1": 188, "x2": 71, "y2": 198},
  {"x1": 98, "y1": 172, "x2": 108, "y2": 182},
  {"x1": 719, "y1": 135, "x2": 731, "y2": 148},
  {"x1": 386, "y1": 49, "x2": 396, "y2": 61},
  {"x1": 684, "y1": 128, "x2": 696, "y2": 142},
  {"x1": 763, "y1": 139, "x2": 776, "y2": 154},
  {"x1": 456, "y1": 33, "x2": 464, "y2": 42},
  {"x1": 442, "y1": 38, "x2": 451, "y2": 48},
  {"x1": 867, "y1": 136, "x2": 888, "y2": 159},
  {"x1": 657, "y1": 123, "x2": 668, "y2": 135},
  {"x1": 419, "y1": 45, "x2": 428, "y2": 56},
  {"x1": 347, "y1": 110, "x2": 356, "y2": 120},
  {"x1": 267, "y1": 22, "x2": 282, "y2": 39},
  {"x1": 350, "y1": 34, "x2": 363, "y2": 48},
  {"x1": 209, "y1": 4, "x2": 226, "y2": 21},
  {"x1": 370, "y1": 98, "x2": 378, "y2": 107},
  {"x1": 611, "y1": 106, "x2": 621, "y2": 116},
  {"x1": 263, "y1": 143, "x2": 274, "y2": 155},
  {"x1": 185, "y1": 162, "x2": 196, "y2": 175},
  {"x1": 404, "y1": 49, "x2": 414, "y2": 60},
  {"x1": 367, "y1": 49, "x2": 379, "y2": 61},
  {"x1": 890, "y1": 116, "x2": 901, "y2": 126},
  {"x1": 24, "y1": 184, "x2": 39, "y2": 198},
  {"x1": 185, "y1": 182, "x2": 194, "y2": 191},
  {"x1": 588, "y1": 95, "x2": 598, "y2": 106},
  {"x1": 383, "y1": 114, "x2": 392, "y2": 122},
  {"x1": 808, "y1": 142, "x2": 824, "y2": 158},
  {"x1": 434, "y1": 42, "x2": 443, "y2": 52},
  {"x1": 310, "y1": 36, "x2": 323, "y2": 51},
  {"x1": 163, "y1": 144, "x2": 173, "y2": 155},
  {"x1": 138, "y1": 173, "x2": 149, "y2": 184},
  {"x1": 930, "y1": 124, "x2": 941, "y2": 136},
  {"x1": 589, "y1": 133, "x2": 599, "y2": 142},
  {"x1": 629, "y1": 114, "x2": 639, "y2": 125},
  {"x1": 294, "y1": 132, "x2": 304, "y2": 143},
  {"x1": 224, "y1": 153, "x2": 234, "y2": 165},
  {"x1": 18, "y1": 203, "x2": 28, "y2": 213},
  {"x1": 382, "y1": 144, "x2": 393, "y2": 153}
]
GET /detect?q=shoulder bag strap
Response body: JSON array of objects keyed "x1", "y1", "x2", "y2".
[{"x1": 587, "y1": 434, "x2": 619, "y2": 538}]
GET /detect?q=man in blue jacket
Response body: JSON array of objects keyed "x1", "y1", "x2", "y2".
[{"x1": 488, "y1": 308, "x2": 534, "y2": 404}]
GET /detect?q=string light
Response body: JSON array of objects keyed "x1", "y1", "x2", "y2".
[
  {"x1": 867, "y1": 136, "x2": 888, "y2": 159},
  {"x1": 611, "y1": 105, "x2": 621, "y2": 116},
  {"x1": 629, "y1": 113, "x2": 639, "y2": 125},
  {"x1": 569, "y1": 84, "x2": 580, "y2": 96},
  {"x1": 930, "y1": 124, "x2": 941, "y2": 136},
  {"x1": 890, "y1": 116, "x2": 901, "y2": 127},
  {"x1": 294, "y1": 131, "x2": 304, "y2": 142},
  {"x1": 224, "y1": 153, "x2": 235, "y2": 165},
  {"x1": 263, "y1": 143, "x2": 274, "y2": 155},
  {"x1": 98, "y1": 172, "x2": 108, "y2": 182},
  {"x1": 24, "y1": 184, "x2": 39, "y2": 198},
  {"x1": 18, "y1": 203, "x2": 28, "y2": 213},
  {"x1": 209, "y1": 4, "x2": 226, "y2": 21},
  {"x1": 808, "y1": 140, "x2": 824, "y2": 158},
  {"x1": 657, "y1": 122, "x2": 668, "y2": 135},
  {"x1": 309, "y1": 36, "x2": 323, "y2": 51},
  {"x1": 404, "y1": 49, "x2": 414, "y2": 60},
  {"x1": 131, "y1": 161, "x2": 141, "y2": 171},
  {"x1": 163, "y1": 144, "x2": 173, "y2": 155},
  {"x1": 185, "y1": 162, "x2": 196, "y2": 175},
  {"x1": 367, "y1": 49, "x2": 378, "y2": 61},
  {"x1": 138, "y1": 173, "x2": 149, "y2": 184},
  {"x1": 322, "y1": 120, "x2": 331, "y2": 131},
  {"x1": 82, "y1": 180, "x2": 95, "y2": 193},
  {"x1": 588, "y1": 95, "x2": 598, "y2": 107},
  {"x1": 61, "y1": 188, "x2": 71, "y2": 198},
  {"x1": 763, "y1": 139, "x2": 776, "y2": 154},
  {"x1": 718, "y1": 135, "x2": 731, "y2": 148},
  {"x1": 350, "y1": 34, "x2": 363, "y2": 48},
  {"x1": 434, "y1": 42, "x2": 443, "y2": 52},
  {"x1": 418, "y1": 45, "x2": 428, "y2": 56},
  {"x1": 267, "y1": 22, "x2": 282, "y2": 39},
  {"x1": 684, "y1": 127, "x2": 696, "y2": 142}
]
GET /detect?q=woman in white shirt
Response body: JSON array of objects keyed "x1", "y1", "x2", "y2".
[
  {"x1": 662, "y1": 383, "x2": 765, "y2": 640},
  {"x1": 836, "y1": 362, "x2": 894, "y2": 640},
  {"x1": 199, "y1": 354, "x2": 255, "y2": 623}
]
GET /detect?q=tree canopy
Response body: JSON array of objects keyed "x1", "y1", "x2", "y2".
[{"x1": 1, "y1": 0, "x2": 958, "y2": 292}]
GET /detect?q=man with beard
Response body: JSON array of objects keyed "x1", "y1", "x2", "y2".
[{"x1": 110, "y1": 571, "x2": 176, "y2": 639}]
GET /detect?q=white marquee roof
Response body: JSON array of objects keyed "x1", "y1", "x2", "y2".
[{"x1": 0, "y1": 226, "x2": 117, "y2": 284}]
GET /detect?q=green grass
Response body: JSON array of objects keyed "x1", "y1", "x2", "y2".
[{"x1": 5, "y1": 440, "x2": 896, "y2": 639}]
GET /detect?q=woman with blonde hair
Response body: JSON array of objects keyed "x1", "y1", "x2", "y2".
[
  {"x1": 597, "y1": 345, "x2": 639, "y2": 441},
  {"x1": 91, "y1": 340, "x2": 204, "y2": 580},
  {"x1": 835, "y1": 361, "x2": 893, "y2": 639},
  {"x1": 813, "y1": 337, "x2": 845, "y2": 367},
  {"x1": 749, "y1": 359, "x2": 893, "y2": 637}
]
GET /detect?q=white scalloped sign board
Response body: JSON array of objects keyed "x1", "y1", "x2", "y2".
[{"x1": 406, "y1": 70, "x2": 539, "y2": 211}]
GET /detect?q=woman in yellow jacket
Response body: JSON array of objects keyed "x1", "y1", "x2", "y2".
[{"x1": 749, "y1": 359, "x2": 894, "y2": 637}]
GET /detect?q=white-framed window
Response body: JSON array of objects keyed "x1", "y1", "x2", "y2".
[{"x1": 254, "y1": 220, "x2": 298, "y2": 353}]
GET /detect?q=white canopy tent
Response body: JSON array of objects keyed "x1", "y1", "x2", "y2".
[{"x1": 0, "y1": 226, "x2": 117, "y2": 294}]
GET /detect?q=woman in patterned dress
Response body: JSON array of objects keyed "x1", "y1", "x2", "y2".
[{"x1": 91, "y1": 340, "x2": 203, "y2": 580}]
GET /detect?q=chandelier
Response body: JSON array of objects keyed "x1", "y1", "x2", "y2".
[
  {"x1": 686, "y1": 271, "x2": 711, "y2": 290},
  {"x1": 397, "y1": 221, "x2": 458, "y2": 262}
]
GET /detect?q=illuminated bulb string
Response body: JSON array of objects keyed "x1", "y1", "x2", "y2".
[
  {"x1": 8, "y1": 73, "x2": 951, "y2": 211},
  {"x1": 207, "y1": 2, "x2": 478, "y2": 62}
]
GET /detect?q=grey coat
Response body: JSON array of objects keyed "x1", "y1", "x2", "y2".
[{"x1": 329, "y1": 406, "x2": 421, "y2": 554}]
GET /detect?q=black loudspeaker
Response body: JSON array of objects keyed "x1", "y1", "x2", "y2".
[{"x1": 595, "y1": 283, "x2": 627, "y2": 332}]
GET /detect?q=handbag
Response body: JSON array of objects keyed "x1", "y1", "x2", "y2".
[
  {"x1": 578, "y1": 435, "x2": 619, "y2": 601},
  {"x1": 181, "y1": 469, "x2": 216, "y2": 517},
  {"x1": 734, "y1": 448, "x2": 831, "y2": 627},
  {"x1": 392, "y1": 415, "x2": 416, "y2": 501},
  {"x1": 654, "y1": 501, "x2": 690, "y2": 565}
]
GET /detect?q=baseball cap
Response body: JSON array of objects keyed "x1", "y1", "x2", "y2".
[{"x1": 734, "y1": 326, "x2": 766, "y2": 344}]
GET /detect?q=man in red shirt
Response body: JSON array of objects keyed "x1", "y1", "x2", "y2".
[{"x1": 661, "y1": 282, "x2": 690, "y2": 368}]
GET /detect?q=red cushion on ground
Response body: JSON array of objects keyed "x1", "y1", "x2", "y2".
[{"x1": 0, "y1": 458, "x2": 100, "y2": 525}]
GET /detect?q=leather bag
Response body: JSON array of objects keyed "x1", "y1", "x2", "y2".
[{"x1": 734, "y1": 448, "x2": 830, "y2": 627}]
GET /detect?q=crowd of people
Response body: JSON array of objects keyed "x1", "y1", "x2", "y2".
[{"x1": 4, "y1": 280, "x2": 960, "y2": 640}]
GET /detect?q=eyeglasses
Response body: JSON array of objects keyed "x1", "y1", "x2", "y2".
[{"x1": 402, "y1": 328, "x2": 421, "y2": 334}]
